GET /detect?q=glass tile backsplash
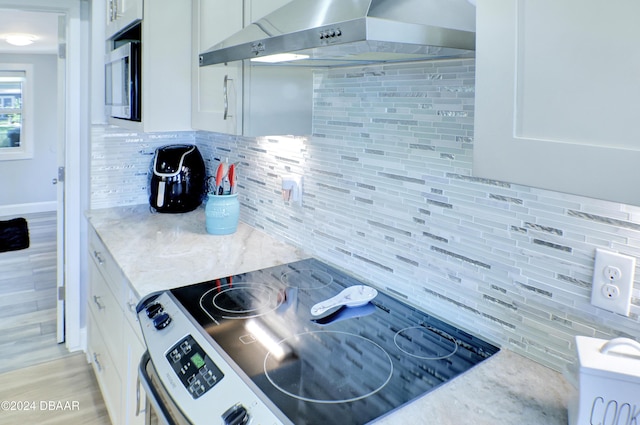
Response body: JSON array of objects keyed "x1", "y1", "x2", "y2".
[
  {"x1": 90, "y1": 127, "x2": 195, "y2": 208},
  {"x1": 91, "y1": 58, "x2": 640, "y2": 372}
]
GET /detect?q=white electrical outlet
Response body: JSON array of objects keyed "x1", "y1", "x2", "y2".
[
  {"x1": 281, "y1": 175, "x2": 303, "y2": 206},
  {"x1": 590, "y1": 248, "x2": 636, "y2": 316}
]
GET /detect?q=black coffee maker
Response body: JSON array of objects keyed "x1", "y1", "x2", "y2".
[{"x1": 149, "y1": 144, "x2": 206, "y2": 213}]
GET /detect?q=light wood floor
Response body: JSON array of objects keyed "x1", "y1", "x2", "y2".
[
  {"x1": 0, "y1": 334, "x2": 74, "y2": 375},
  {"x1": 0, "y1": 211, "x2": 72, "y2": 375},
  {"x1": 0, "y1": 212, "x2": 109, "y2": 423},
  {"x1": 0, "y1": 352, "x2": 111, "y2": 425}
]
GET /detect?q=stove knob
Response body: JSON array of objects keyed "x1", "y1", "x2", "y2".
[
  {"x1": 221, "y1": 404, "x2": 249, "y2": 425},
  {"x1": 152, "y1": 312, "x2": 172, "y2": 330},
  {"x1": 145, "y1": 303, "x2": 163, "y2": 319}
]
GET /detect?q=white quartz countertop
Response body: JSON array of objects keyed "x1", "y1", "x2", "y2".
[
  {"x1": 86, "y1": 205, "x2": 308, "y2": 298},
  {"x1": 87, "y1": 205, "x2": 574, "y2": 424},
  {"x1": 376, "y1": 349, "x2": 573, "y2": 424}
]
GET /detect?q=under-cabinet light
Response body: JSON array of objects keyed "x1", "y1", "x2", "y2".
[{"x1": 250, "y1": 53, "x2": 309, "y2": 63}]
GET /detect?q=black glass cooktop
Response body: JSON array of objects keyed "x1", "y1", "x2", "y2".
[{"x1": 170, "y1": 258, "x2": 499, "y2": 425}]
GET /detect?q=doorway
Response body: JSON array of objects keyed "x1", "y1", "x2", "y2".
[
  {"x1": 0, "y1": 8, "x2": 66, "y2": 371},
  {"x1": 0, "y1": 0, "x2": 87, "y2": 369}
]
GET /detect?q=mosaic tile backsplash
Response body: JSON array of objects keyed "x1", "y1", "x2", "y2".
[
  {"x1": 91, "y1": 58, "x2": 640, "y2": 372},
  {"x1": 90, "y1": 127, "x2": 195, "y2": 208}
]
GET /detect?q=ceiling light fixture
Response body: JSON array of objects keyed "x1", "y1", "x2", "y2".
[{"x1": 3, "y1": 33, "x2": 38, "y2": 47}]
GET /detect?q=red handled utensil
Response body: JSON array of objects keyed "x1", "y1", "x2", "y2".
[
  {"x1": 214, "y1": 162, "x2": 226, "y2": 195},
  {"x1": 228, "y1": 163, "x2": 236, "y2": 194}
]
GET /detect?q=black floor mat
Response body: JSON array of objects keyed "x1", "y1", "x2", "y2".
[{"x1": 0, "y1": 217, "x2": 30, "y2": 253}]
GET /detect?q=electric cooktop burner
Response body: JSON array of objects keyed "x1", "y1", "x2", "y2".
[
  {"x1": 201, "y1": 282, "x2": 283, "y2": 321},
  {"x1": 264, "y1": 330, "x2": 394, "y2": 404},
  {"x1": 169, "y1": 258, "x2": 499, "y2": 425},
  {"x1": 394, "y1": 326, "x2": 459, "y2": 360},
  {"x1": 280, "y1": 268, "x2": 333, "y2": 289}
]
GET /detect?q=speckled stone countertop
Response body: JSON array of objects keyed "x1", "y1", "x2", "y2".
[
  {"x1": 376, "y1": 349, "x2": 574, "y2": 424},
  {"x1": 86, "y1": 204, "x2": 309, "y2": 298},
  {"x1": 86, "y1": 205, "x2": 574, "y2": 424}
]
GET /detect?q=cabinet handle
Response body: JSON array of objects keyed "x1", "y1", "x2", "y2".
[
  {"x1": 108, "y1": 0, "x2": 114, "y2": 22},
  {"x1": 223, "y1": 75, "x2": 233, "y2": 120},
  {"x1": 93, "y1": 250, "x2": 105, "y2": 265},
  {"x1": 113, "y1": 0, "x2": 119, "y2": 20},
  {"x1": 93, "y1": 352, "x2": 103, "y2": 372},
  {"x1": 93, "y1": 295, "x2": 105, "y2": 310}
]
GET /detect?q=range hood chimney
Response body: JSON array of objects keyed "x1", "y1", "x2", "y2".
[{"x1": 200, "y1": 0, "x2": 476, "y2": 68}]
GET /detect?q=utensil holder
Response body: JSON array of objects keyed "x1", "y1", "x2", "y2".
[{"x1": 205, "y1": 193, "x2": 239, "y2": 235}]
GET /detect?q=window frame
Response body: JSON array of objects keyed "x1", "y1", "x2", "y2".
[{"x1": 0, "y1": 64, "x2": 34, "y2": 160}]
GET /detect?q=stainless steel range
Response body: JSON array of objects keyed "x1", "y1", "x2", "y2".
[{"x1": 137, "y1": 258, "x2": 499, "y2": 425}]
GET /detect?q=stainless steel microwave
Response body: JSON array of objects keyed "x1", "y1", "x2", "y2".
[{"x1": 105, "y1": 41, "x2": 141, "y2": 121}]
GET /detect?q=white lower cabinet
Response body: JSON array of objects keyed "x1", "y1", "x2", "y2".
[
  {"x1": 88, "y1": 227, "x2": 146, "y2": 425},
  {"x1": 87, "y1": 309, "x2": 122, "y2": 425}
]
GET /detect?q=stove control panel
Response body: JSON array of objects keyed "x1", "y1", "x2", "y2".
[
  {"x1": 138, "y1": 292, "x2": 291, "y2": 425},
  {"x1": 166, "y1": 335, "x2": 225, "y2": 399}
]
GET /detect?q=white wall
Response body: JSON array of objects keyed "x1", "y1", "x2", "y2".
[{"x1": 0, "y1": 54, "x2": 58, "y2": 206}]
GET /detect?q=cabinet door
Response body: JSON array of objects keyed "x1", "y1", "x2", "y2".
[
  {"x1": 89, "y1": 228, "x2": 125, "y2": 301},
  {"x1": 473, "y1": 0, "x2": 640, "y2": 205},
  {"x1": 88, "y1": 259, "x2": 125, "y2": 373},
  {"x1": 106, "y1": 0, "x2": 143, "y2": 38},
  {"x1": 241, "y1": 0, "x2": 312, "y2": 137},
  {"x1": 243, "y1": 66, "x2": 313, "y2": 136},
  {"x1": 88, "y1": 309, "x2": 123, "y2": 425},
  {"x1": 191, "y1": 0, "x2": 243, "y2": 134},
  {"x1": 141, "y1": 0, "x2": 192, "y2": 132}
]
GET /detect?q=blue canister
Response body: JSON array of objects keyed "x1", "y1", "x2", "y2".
[{"x1": 205, "y1": 193, "x2": 239, "y2": 235}]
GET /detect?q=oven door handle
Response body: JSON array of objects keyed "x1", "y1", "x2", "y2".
[{"x1": 139, "y1": 351, "x2": 184, "y2": 425}]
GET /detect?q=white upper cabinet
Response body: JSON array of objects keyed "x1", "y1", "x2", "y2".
[
  {"x1": 242, "y1": 65, "x2": 313, "y2": 137},
  {"x1": 105, "y1": 0, "x2": 143, "y2": 39},
  {"x1": 473, "y1": 0, "x2": 640, "y2": 205},
  {"x1": 108, "y1": 0, "x2": 191, "y2": 132},
  {"x1": 191, "y1": 0, "x2": 244, "y2": 135},
  {"x1": 244, "y1": 0, "x2": 312, "y2": 137},
  {"x1": 191, "y1": 0, "x2": 312, "y2": 137}
]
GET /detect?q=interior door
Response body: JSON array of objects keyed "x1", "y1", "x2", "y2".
[{"x1": 55, "y1": 14, "x2": 66, "y2": 343}]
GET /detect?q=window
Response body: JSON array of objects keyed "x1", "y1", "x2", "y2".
[{"x1": 0, "y1": 64, "x2": 33, "y2": 160}]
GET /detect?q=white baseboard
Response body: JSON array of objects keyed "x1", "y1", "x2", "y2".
[
  {"x1": 67, "y1": 326, "x2": 87, "y2": 354},
  {"x1": 0, "y1": 201, "x2": 57, "y2": 217}
]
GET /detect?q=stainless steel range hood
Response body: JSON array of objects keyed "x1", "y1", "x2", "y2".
[{"x1": 199, "y1": 0, "x2": 476, "y2": 67}]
